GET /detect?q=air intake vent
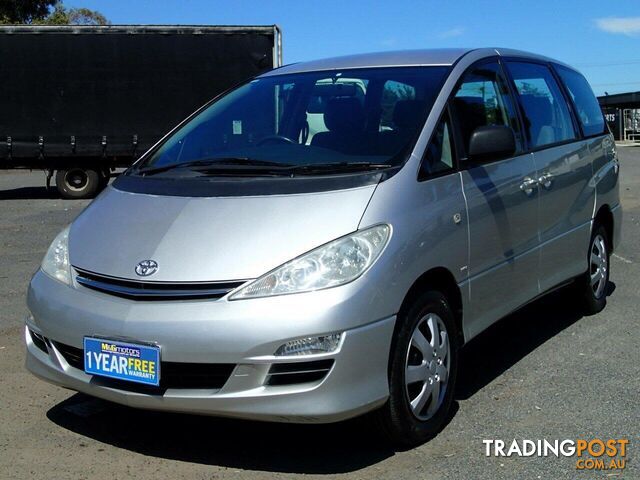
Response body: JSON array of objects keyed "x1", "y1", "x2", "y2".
[
  {"x1": 29, "y1": 329, "x2": 49, "y2": 354},
  {"x1": 266, "y1": 359, "x2": 334, "y2": 386},
  {"x1": 74, "y1": 267, "x2": 245, "y2": 301},
  {"x1": 53, "y1": 341, "x2": 83, "y2": 369}
]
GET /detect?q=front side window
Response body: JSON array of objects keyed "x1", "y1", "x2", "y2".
[
  {"x1": 135, "y1": 66, "x2": 450, "y2": 177},
  {"x1": 451, "y1": 61, "x2": 522, "y2": 156},
  {"x1": 506, "y1": 61, "x2": 577, "y2": 148},
  {"x1": 554, "y1": 65, "x2": 606, "y2": 137}
]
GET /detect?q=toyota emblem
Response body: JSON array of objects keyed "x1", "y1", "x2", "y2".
[{"x1": 135, "y1": 260, "x2": 158, "y2": 277}]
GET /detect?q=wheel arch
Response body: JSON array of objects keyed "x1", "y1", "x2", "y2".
[
  {"x1": 398, "y1": 267, "x2": 465, "y2": 345},
  {"x1": 594, "y1": 204, "x2": 614, "y2": 253}
]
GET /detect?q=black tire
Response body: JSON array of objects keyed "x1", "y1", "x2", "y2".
[
  {"x1": 375, "y1": 290, "x2": 459, "y2": 447},
  {"x1": 97, "y1": 169, "x2": 111, "y2": 191},
  {"x1": 575, "y1": 224, "x2": 610, "y2": 315},
  {"x1": 55, "y1": 168, "x2": 101, "y2": 199}
]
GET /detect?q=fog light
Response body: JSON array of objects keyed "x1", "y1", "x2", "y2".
[{"x1": 275, "y1": 333, "x2": 342, "y2": 356}]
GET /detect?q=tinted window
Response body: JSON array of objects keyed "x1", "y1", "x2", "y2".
[
  {"x1": 555, "y1": 65, "x2": 606, "y2": 137},
  {"x1": 421, "y1": 113, "x2": 454, "y2": 177},
  {"x1": 141, "y1": 66, "x2": 450, "y2": 173},
  {"x1": 306, "y1": 79, "x2": 366, "y2": 114},
  {"x1": 452, "y1": 61, "x2": 522, "y2": 156},
  {"x1": 380, "y1": 80, "x2": 417, "y2": 130},
  {"x1": 506, "y1": 61, "x2": 577, "y2": 148},
  {"x1": 305, "y1": 78, "x2": 367, "y2": 143}
]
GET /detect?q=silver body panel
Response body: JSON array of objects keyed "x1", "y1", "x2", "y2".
[
  {"x1": 459, "y1": 153, "x2": 540, "y2": 339},
  {"x1": 263, "y1": 48, "x2": 469, "y2": 75},
  {"x1": 26, "y1": 48, "x2": 622, "y2": 422},
  {"x1": 591, "y1": 136, "x2": 622, "y2": 250},
  {"x1": 357, "y1": 154, "x2": 469, "y2": 314},
  {"x1": 535, "y1": 141, "x2": 595, "y2": 292},
  {"x1": 70, "y1": 184, "x2": 377, "y2": 282}
]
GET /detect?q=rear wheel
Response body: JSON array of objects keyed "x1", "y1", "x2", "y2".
[
  {"x1": 376, "y1": 290, "x2": 459, "y2": 447},
  {"x1": 55, "y1": 168, "x2": 101, "y2": 199},
  {"x1": 575, "y1": 224, "x2": 610, "y2": 315}
]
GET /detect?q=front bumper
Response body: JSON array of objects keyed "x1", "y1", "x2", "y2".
[{"x1": 26, "y1": 270, "x2": 395, "y2": 423}]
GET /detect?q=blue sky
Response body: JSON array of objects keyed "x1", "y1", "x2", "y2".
[{"x1": 66, "y1": 0, "x2": 640, "y2": 96}]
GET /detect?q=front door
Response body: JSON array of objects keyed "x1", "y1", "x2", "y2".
[{"x1": 452, "y1": 59, "x2": 540, "y2": 339}]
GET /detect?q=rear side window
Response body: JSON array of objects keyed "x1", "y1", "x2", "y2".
[
  {"x1": 555, "y1": 65, "x2": 606, "y2": 137},
  {"x1": 506, "y1": 61, "x2": 577, "y2": 148}
]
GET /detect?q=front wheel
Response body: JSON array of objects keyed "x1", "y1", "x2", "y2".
[{"x1": 376, "y1": 290, "x2": 459, "y2": 446}]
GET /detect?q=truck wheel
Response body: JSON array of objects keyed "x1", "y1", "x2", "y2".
[
  {"x1": 55, "y1": 168, "x2": 101, "y2": 199},
  {"x1": 375, "y1": 290, "x2": 459, "y2": 447}
]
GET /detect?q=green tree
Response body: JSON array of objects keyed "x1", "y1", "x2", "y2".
[
  {"x1": 40, "y1": 3, "x2": 108, "y2": 25},
  {"x1": 0, "y1": 0, "x2": 108, "y2": 25},
  {"x1": 0, "y1": 0, "x2": 56, "y2": 24}
]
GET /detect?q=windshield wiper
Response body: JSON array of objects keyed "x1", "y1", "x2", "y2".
[
  {"x1": 137, "y1": 159, "x2": 392, "y2": 178},
  {"x1": 286, "y1": 162, "x2": 393, "y2": 175},
  {"x1": 137, "y1": 157, "x2": 291, "y2": 176}
]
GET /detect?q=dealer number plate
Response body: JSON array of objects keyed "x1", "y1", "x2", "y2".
[{"x1": 83, "y1": 337, "x2": 160, "y2": 386}]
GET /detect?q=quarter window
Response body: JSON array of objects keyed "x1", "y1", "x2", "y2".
[
  {"x1": 451, "y1": 61, "x2": 522, "y2": 156},
  {"x1": 421, "y1": 113, "x2": 454, "y2": 178},
  {"x1": 554, "y1": 65, "x2": 606, "y2": 137},
  {"x1": 506, "y1": 61, "x2": 577, "y2": 148}
]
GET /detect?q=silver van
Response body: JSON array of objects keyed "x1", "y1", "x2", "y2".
[{"x1": 25, "y1": 48, "x2": 621, "y2": 445}]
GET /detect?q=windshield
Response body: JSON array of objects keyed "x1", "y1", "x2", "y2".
[{"x1": 135, "y1": 66, "x2": 450, "y2": 176}]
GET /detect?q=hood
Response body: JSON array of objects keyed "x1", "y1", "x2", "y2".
[{"x1": 69, "y1": 184, "x2": 377, "y2": 282}]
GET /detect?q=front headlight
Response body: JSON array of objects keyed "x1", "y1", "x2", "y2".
[
  {"x1": 41, "y1": 226, "x2": 71, "y2": 285},
  {"x1": 230, "y1": 224, "x2": 390, "y2": 300}
]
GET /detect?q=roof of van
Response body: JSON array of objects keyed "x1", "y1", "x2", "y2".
[{"x1": 261, "y1": 48, "x2": 576, "y2": 76}]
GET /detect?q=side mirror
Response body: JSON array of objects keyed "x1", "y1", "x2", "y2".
[{"x1": 468, "y1": 125, "x2": 516, "y2": 161}]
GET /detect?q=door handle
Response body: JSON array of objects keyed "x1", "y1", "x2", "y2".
[
  {"x1": 538, "y1": 172, "x2": 553, "y2": 189},
  {"x1": 519, "y1": 177, "x2": 538, "y2": 196}
]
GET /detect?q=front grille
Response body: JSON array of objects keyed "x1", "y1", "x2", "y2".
[
  {"x1": 53, "y1": 341, "x2": 234, "y2": 393},
  {"x1": 266, "y1": 359, "x2": 334, "y2": 386},
  {"x1": 54, "y1": 341, "x2": 83, "y2": 368},
  {"x1": 73, "y1": 267, "x2": 245, "y2": 301}
]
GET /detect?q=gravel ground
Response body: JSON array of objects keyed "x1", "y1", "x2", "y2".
[{"x1": 1, "y1": 148, "x2": 638, "y2": 479}]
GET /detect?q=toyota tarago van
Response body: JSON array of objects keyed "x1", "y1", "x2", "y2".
[{"x1": 26, "y1": 48, "x2": 621, "y2": 445}]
